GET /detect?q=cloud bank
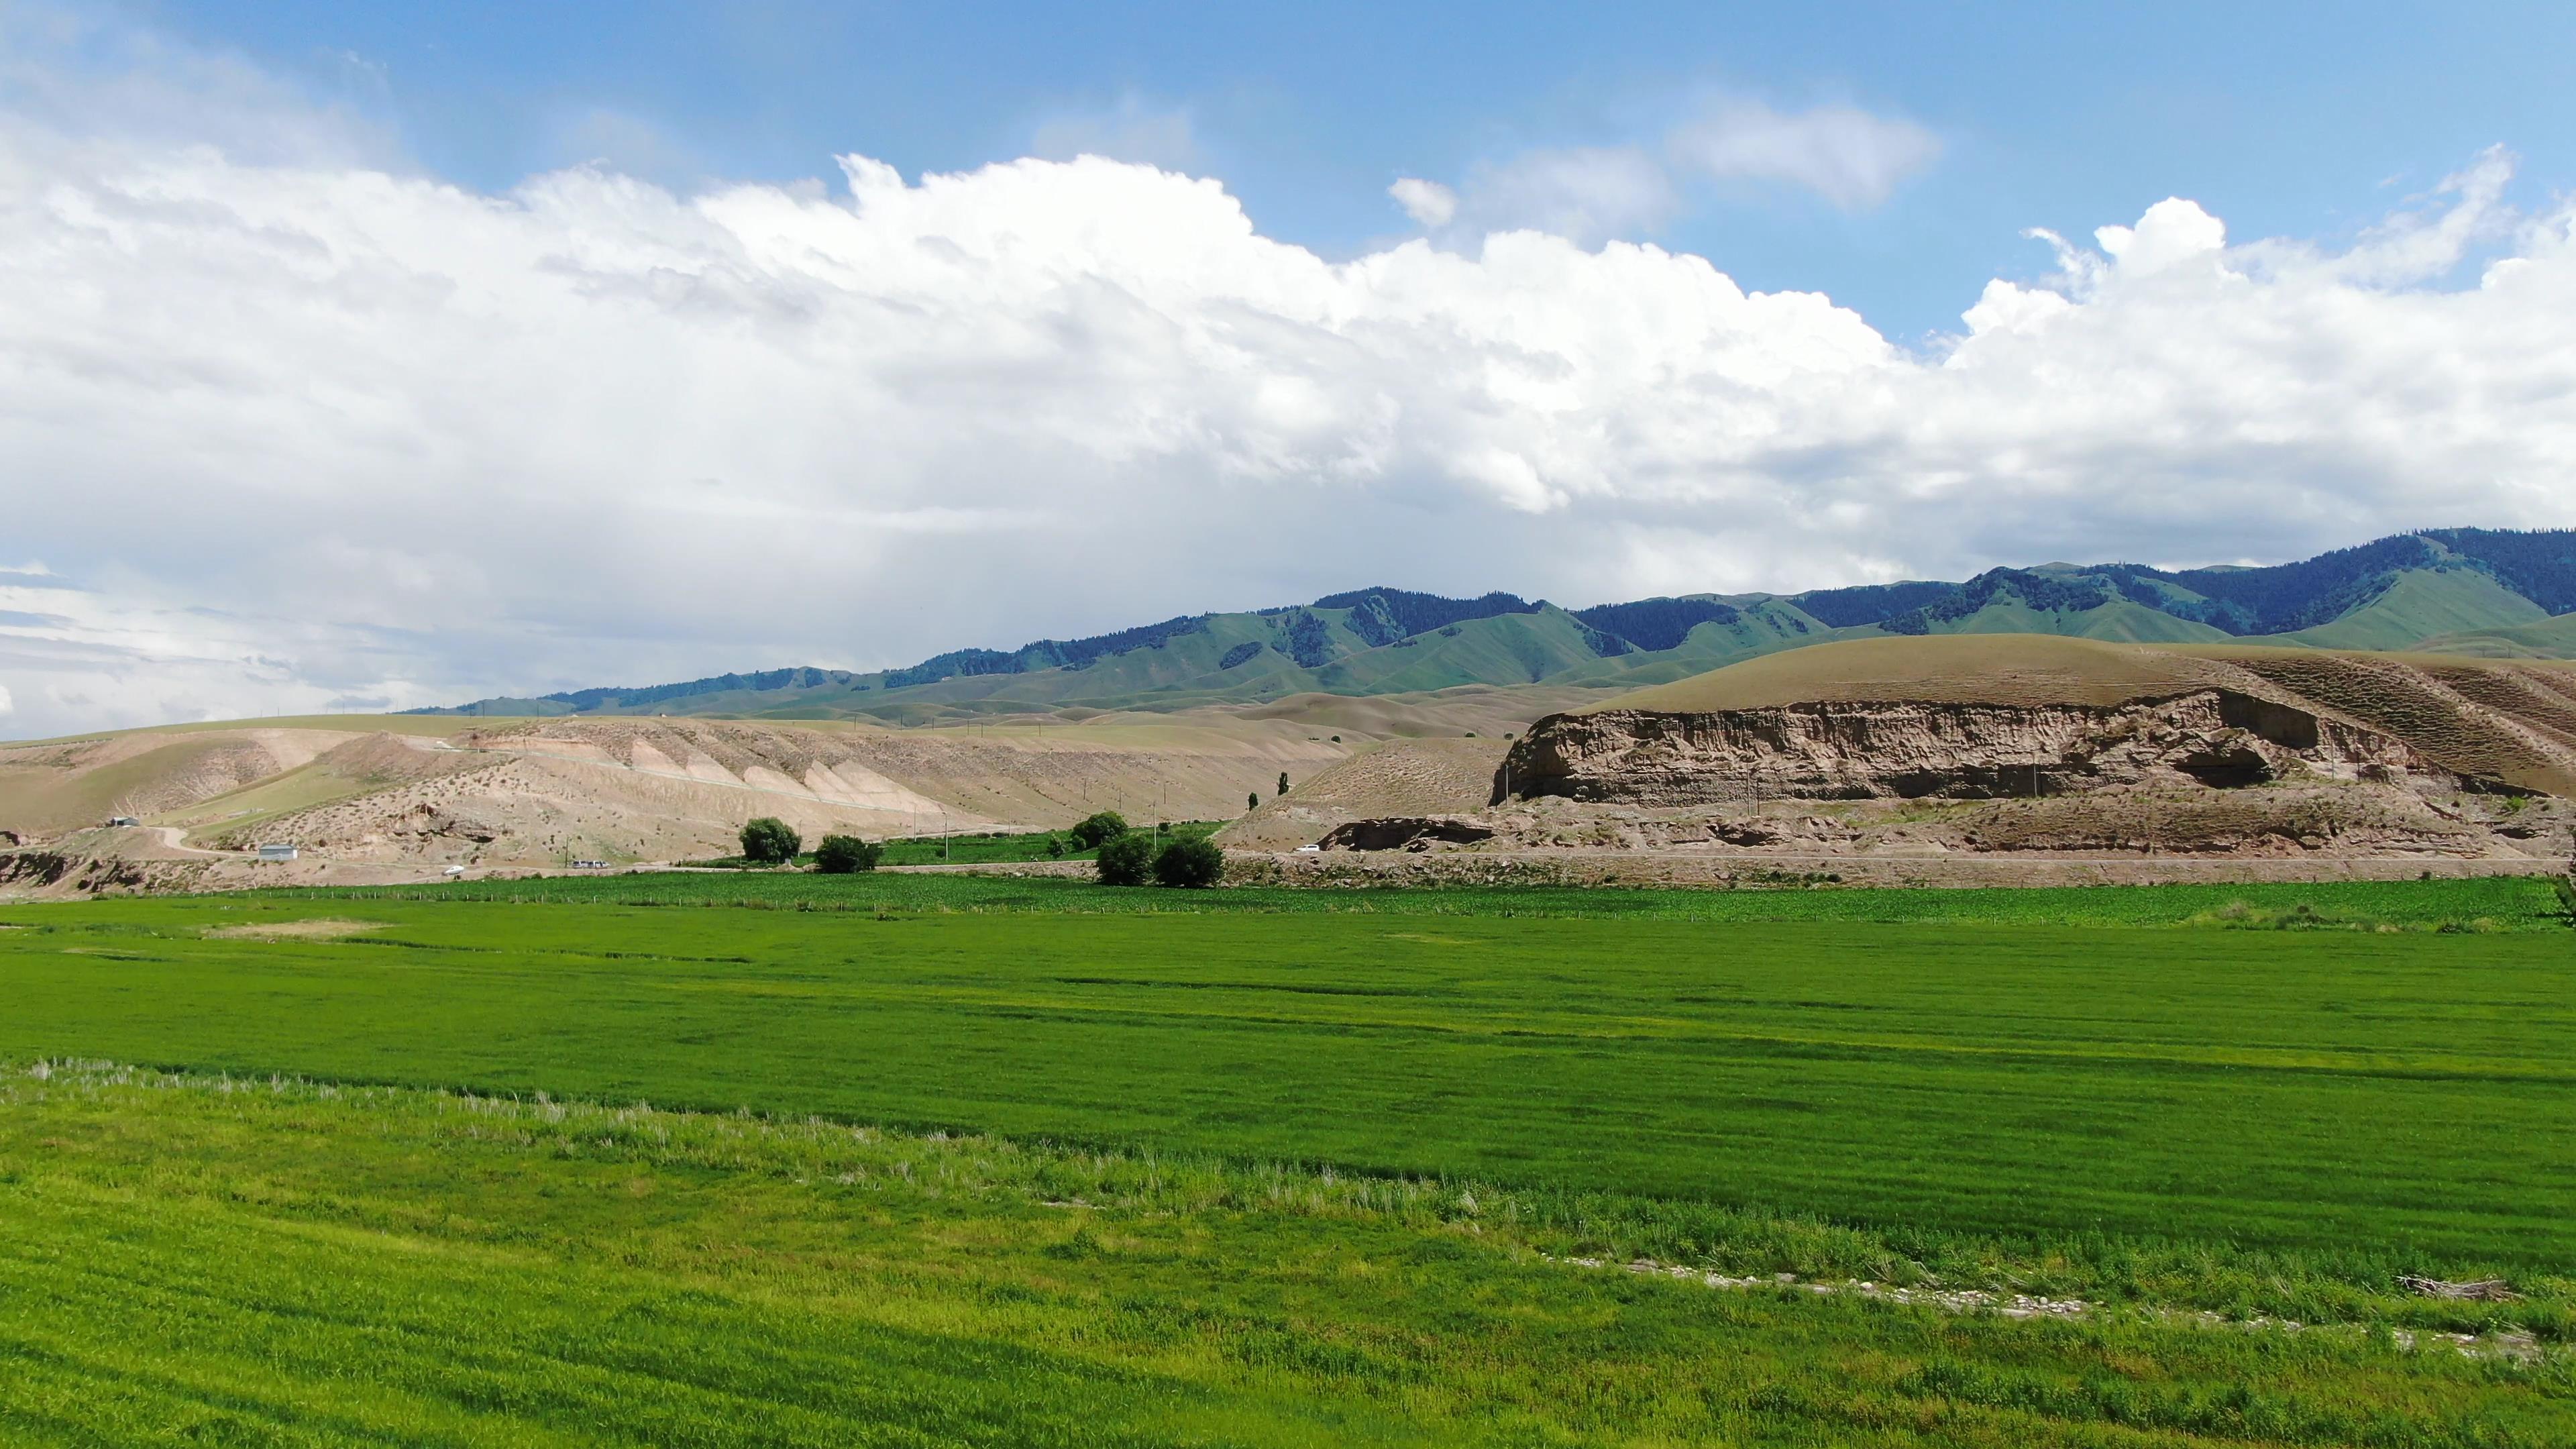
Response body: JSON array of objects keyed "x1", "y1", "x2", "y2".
[{"x1": 1, "y1": 54, "x2": 2571, "y2": 737}]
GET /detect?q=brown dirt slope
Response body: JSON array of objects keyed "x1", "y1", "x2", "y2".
[
  {"x1": 1592, "y1": 635, "x2": 2576, "y2": 796},
  {"x1": 1220, "y1": 738, "x2": 1509, "y2": 850},
  {"x1": 2187, "y1": 649, "x2": 2576, "y2": 796},
  {"x1": 1597, "y1": 636, "x2": 2265, "y2": 713},
  {"x1": 3, "y1": 712, "x2": 1363, "y2": 873},
  {"x1": 0, "y1": 729, "x2": 361, "y2": 833}
]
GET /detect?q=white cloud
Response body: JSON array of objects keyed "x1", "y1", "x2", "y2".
[
  {"x1": 3, "y1": 29, "x2": 2573, "y2": 738},
  {"x1": 1666, "y1": 99, "x2": 1941, "y2": 209},
  {"x1": 1401, "y1": 146, "x2": 1676, "y2": 246},
  {"x1": 1388, "y1": 176, "x2": 1456, "y2": 228},
  {"x1": 1388, "y1": 97, "x2": 1938, "y2": 241}
]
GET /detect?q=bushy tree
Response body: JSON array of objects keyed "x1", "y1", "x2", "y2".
[
  {"x1": 1095, "y1": 830, "x2": 1156, "y2": 885},
  {"x1": 1044, "y1": 835, "x2": 1065, "y2": 859},
  {"x1": 812, "y1": 834, "x2": 882, "y2": 873},
  {"x1": 1278, "y1": 771, "x2": 1289, "y2": 796},
  {"x1": 1069, "y1": 811, "x2": 1128, "y2": 850},
  {"x1": 1246, "y1": 792, "x2": 1260, "y2": 812},
  {"x1": 1152, "y1": 836, "x2": 1224, "y2": 888},
  {"x1": 739, "y1": 816, "x2": 802, "y2": 864}
]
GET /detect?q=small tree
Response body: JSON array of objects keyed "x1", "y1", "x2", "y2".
[
  {"x1": 1278, "y1": 771, "x2": 1289, "y2": 796},
  {"x1": 1069, "y1": 811, "x2": 1129, "y2": 850},
  {"x1": 1153, "y1": 836, "x2": 1224, "y2": 888},
  {"x1": 813, "y1": 834, "x2": 882, "y2": 873},
  {"x1": 1044, "y1": 835, "x2": 1065, "y2": 859},
  {"x1": 740, "y1": 816, "x2": 802, "y2": 864},
  {"x1": 1246, "y1": 792, "x2": 1260, "y2": 812},
  {"x1": 1095, "y1": 831, "x2": 1156, "y2": 885}
]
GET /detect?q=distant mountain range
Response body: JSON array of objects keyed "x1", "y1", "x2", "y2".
[{"x1": 416, "y1": 528, "x2": 2576, "y2": 723}]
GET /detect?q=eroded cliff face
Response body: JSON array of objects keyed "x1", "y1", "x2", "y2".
[{"x1": 1500, "y1": 690, "x2": 2440, "y2": 804}]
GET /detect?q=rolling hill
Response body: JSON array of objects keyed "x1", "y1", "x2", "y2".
[{"x1": 416, "y1": 527, "x2": 2576, "y2": 724}]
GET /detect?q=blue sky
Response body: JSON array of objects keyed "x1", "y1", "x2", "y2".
[
  {"x1": 125, "y1": 0, "x2": 2576, "y2": 339},
  {"x1": 6, "y1": 1, "x2": 2575, "y2": 731}
]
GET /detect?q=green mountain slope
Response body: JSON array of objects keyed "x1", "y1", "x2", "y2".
[
  {"x1": 2264, "y1": 568, "x2": 2549, "y2": 650},
  {"x1": 2409, "y1": 613, "x2": 2576, "y2": 659},
  {"x1": 415, "y1": 529, "x2": 2576, "y2": 722}
]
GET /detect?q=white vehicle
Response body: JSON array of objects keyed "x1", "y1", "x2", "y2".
[
  {"x1": 1295, "y1": 843, "x2": 1322, "y2": 853},
  {"x1": 443, "y1": 865, "x2": 467, "y2": 878}
]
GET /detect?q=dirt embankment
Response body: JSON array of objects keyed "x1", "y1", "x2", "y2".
[{"x1": 1503, "y1": 690, "x2": 2437, "y2": 805}]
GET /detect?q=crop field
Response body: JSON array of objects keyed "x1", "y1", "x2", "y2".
[
  {"x1": 297, "y1": 865, "x2": 2570, "y2": 928},
  {"x1": 2, "y1": 877, "x2": 2572, "y2": 1444}
]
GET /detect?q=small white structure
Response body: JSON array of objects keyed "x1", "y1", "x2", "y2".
[
  {"x1": 256, "y1": 843, "x2": 299, "y2": 862},
  {"x1": 442, "y1": 865, "x2": 466, "y2": 879},
  {"x1": 107, "y1": 815, "x2": 138, "y2": 828},
  {"x1": 1295, "y1": 843, "x2": 1322, "y2": 853}
]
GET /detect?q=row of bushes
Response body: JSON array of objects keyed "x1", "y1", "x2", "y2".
[
  {"x1": 737, "y1": 812, "x2": 1220, "y2": 887},
  {"x1": 739, "y1": 818, "x2": 883, "y2": 873},
  {"x1": 1071, "y1": 811, "x2": 1220, "y2": 888}
]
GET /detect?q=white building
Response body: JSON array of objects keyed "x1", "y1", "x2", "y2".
[{"x1": 256, "y1": 843, "x2": 299, "y2": 862}]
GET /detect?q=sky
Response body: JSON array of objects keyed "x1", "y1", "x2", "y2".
[{"x1": 3, "y1": 0, "x2": 2574, "y2": 735}]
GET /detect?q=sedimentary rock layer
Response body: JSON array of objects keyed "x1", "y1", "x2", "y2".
[{"x1": 1501, "y1": 690, "x2": 2441, "y2": 804}]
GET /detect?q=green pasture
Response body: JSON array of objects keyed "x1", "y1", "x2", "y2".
[
  {"x1": 293, "y1": 865, "x2": 2569, "y2": 926},
  {"x1": 3, "y1": 887, "x2": 2571, "y2": 1266},
  {"x1": 4, "y1": 877, "x2": 2573, "y2": 1444},
  {"x1": 3, "y1": 1064, "x2": 2569, "y2": 1448}
]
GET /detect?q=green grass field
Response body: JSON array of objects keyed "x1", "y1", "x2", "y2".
[
  {"x1": 288, "y1": 866, "x2": 2571, "y2": 927},
  {"x1": 2, "y1": 876, "x2": 2571, "y2": 1444}
]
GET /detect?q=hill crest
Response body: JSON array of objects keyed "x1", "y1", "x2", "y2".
[{"x1": 413, "y1": 527, "x2": 2576, "y2": 726}]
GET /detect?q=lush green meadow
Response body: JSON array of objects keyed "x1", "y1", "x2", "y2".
[
  {"x1": 2, "y1": 875, "x2": 2571, "y2": 1444},
  {"x1": 5, "y1": 1063, "x2": 2570, "y2": 1447},
  {"x1": 297, "y1": 865, "x2": 2569, "y2": 928}
]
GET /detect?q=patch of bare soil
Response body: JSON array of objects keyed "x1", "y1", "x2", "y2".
[
  {"x1": 202, "y1": 918, "x2": 388, "y2": 942},
  {"x1": 1222, "y1": 738, "x2": 1505, "y2": 850},
  {"x1": 1561, "y1": 1258, "x2": 2550, "y2": 1362}
]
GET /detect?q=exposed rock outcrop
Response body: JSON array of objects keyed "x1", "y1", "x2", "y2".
[
  {"x1": 1501, "y1": 690, "x2": 2444, "y2": 804},
  {"x1": 1317, "y1": 816, "x2": 1497, "y2": 851}
]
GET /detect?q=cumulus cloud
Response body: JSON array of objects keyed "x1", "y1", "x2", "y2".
[
  {"x1": 1388, "y1": 176, "x2": 1456, "y2": 228},
  {"x1": 2, "y1": 36, "x2": 2573, "y2": 738},
  {"x1": 1666, "y1": 99, "x2": 1941, "y2": 209}
]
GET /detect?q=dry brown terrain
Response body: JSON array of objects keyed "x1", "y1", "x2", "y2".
[
  {"x1": 1, "y1": 688, "x2": 1584, "y2": 896},
  {"x1": 1441, "y1": 637, "x2": 2576, "y2": 874},
  {"x1": 14, "y1": 637, "x2": 2576, "y2": 895}
]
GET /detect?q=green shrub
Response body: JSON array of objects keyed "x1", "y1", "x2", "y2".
[
  {"x1": 739, "y1": 817, "x2": 802, "y2": 864},
  {"x1": 812, "y1": 835, "x2": 882, "y2": 874},
  {"x1": 1069, "y1": 812, "x2": 1129, "y2": 850},
  {"x1": 1153, "y1": 837, "x2": 1225, "y2": 889},
  {"x1": 1095, "y1": 832, "x2": 1156, "y2": 886},
  {"x1": 1044, "y1": 835, "x2": 1065, "y2": 859}
]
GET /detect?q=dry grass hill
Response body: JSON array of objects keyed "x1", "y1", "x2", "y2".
[
  {"x1": 0, "y1": 688, "x2": 1585, "y2": 895},
  {"x1": 1592, "y1": 635, "x2": 2576, "y2": 797}
]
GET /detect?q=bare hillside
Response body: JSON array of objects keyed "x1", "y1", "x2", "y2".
[
  {"x1": 1220, "y1": 737, "x2": 1509, "y2": 850},
  {"x1": 1, "y1": 710, "x2": 1364, "y2": 890}
]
